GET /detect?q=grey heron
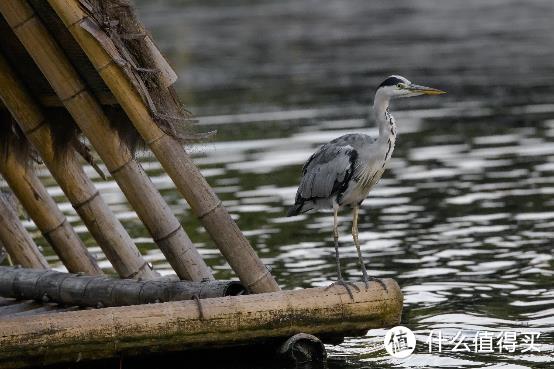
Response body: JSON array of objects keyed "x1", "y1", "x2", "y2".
[{"x1": 287, "y1": 75, "x2": 445, "y2": 296}]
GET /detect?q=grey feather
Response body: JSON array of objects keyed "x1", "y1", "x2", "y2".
[
  {"x1": 288, "y1": 133, "x2": 378, "y2": 216},
  {"x1": 299, "y1": 144, "x2": 353, "y2": 199}
]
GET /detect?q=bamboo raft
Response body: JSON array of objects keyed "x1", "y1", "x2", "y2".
[{"x1": 0, "y1": 1, "x2": 403, "y2": 367}]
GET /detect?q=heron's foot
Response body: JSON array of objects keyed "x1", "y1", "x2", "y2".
[
  {"x1": 363, "y1": 275, "x2": 388, "y2": 292},
  {"x1": 325, "y1": 279, "x2": 360, "y2": 300}
]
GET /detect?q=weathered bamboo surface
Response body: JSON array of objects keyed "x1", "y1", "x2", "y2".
[
  {"x1": 0, "y1": 279, "x2": 402, "y2": 368},
  {"x1": 0, "y1": 191, "x2": 48, "y2": 269},
  {"x1": 0, "y1": 266, "x2": 244, "y2": 308},
  {"x1": 0, "y1": 149, "x2": 102, "y2": 275},
  {"x1": 0, "y1": 0, "x2": 213, "y2": 282},
  {"x1": 0, "y1": 52, "x2": 153, "y2": 280},
  {"x1": 48, "y1": 0, "x2": 279, "y2": 293}
]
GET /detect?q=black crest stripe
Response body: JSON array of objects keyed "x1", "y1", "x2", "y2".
[{"x1": 378, "y1": 76, "x2": 404, "y2": 88}]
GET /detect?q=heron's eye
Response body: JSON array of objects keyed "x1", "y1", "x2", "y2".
[{"x1": 397, "y1": 83, "x2": 403, "y2": 88}]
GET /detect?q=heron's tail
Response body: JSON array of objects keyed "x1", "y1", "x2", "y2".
[
  {"x1": 286, "y1": 204, "x2": 302, "y2": 217},
  {"x1": 287, "y1": 200, "x2": 313, "y2": 216}
]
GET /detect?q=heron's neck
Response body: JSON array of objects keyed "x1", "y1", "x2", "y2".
[{"x1": 373, "y1": 92, "x2": 396, "y2": 141}]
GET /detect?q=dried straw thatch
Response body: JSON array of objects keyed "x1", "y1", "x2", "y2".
[
  {"x1": 0, "y1": 110, "x2": 38, "y2": 165},
  {"x1": 82, "y1": 0, "x2": 200, "y2": 140},
  {"x1": 0, "y1": 0, "x2": 206, "y2": 167}
]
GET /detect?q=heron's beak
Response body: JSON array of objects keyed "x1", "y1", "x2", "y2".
[{"x1": 407, "y1": 84, "x2": 446, "y2": 95}]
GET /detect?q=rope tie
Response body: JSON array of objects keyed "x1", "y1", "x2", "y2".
[
  {"x1": 72, "y1": 191, "x2": 100, "y2": 210},
  {"x1": 198, "y1": 200, "x2": 222, "y2": 220},
  {"x1": 60, "y1": 86, "x2": 87, "y2": 103},
  {"x1": 108, "y1": 158, "x2": 134, "y2": 175},
  {"x1": 124, "y1": 261, "x2": 152, "y2": 279},
  {"x1": 12, "y1": 13, "x2": 35, "y2": 30},
  {"x1": 97, "y1": 58, "x2": 115, "y2": 72},
  {"x1": 153, "y1": 224, "x2": 182, "y2": 243},
  {"x1": 42, "y1": 218, "x2": 67, "y2": 236},
  {"x1": 145, "y1": 132, "x2": 167, "y2": 146},
  {"x1": 246, "y1": 268, "x2": 273, "y2": 290},
  {"x1": 23, "y1": 119, "x2": 47, "y2": 136}
]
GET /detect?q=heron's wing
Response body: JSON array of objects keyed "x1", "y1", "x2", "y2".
[{"x1": 297, "y1": 142, "x2": 358, "y2": 200}]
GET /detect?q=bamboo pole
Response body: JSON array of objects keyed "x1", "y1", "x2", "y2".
[
  {"x1": 0, "y1": 266, "x2": 244, "y2": 308},
  {"x1": 48, "y1": 0, "x2": 280, "y2": 294},
  {"x1": 0, "y1": 279, "x2": 402, "y2": 368},
  {"x1": 0, "y1": 148, "x2": 102, "y2": 275},
  {"x1": 0, "y1": 53, "x2": 153, "y2": 280},
  {"x1": 0, "y1": 1, "x2": 213, "y2": 282},
  {"x1": 0, "y1": 190, "x2": 48, "y2": 269}
]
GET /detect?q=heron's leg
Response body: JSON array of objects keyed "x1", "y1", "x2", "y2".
[
  {"x1": 352, "y1": 206, "x2": 368, "y2": 285},
  {"x1": 333, "y1": 207, "x2": 343, "y2": 281},
  {"x1": 352, "y1": 205, "x2": 387, "y2": 292},
  {"x1": 325, "y1": 207, "x2": 359, "y2": 299}
]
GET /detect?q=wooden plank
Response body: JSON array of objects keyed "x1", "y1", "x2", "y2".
[{"x1": 0, "y1": 279, "x2": 403, "y2": 368}]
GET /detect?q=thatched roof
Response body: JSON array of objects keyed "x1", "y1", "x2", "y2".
[{"x1": 0, "y1": 0, "x2": 199, "y2": 162}]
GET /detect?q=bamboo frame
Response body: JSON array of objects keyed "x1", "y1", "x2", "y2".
[
  {"x1": 0, "y1": 53, "x2": 153, "y2": 280},
  {"x1": 48, "y1": 0, "x2": 280, "y2": 293},
  {"x1": 0, "y1": 190, "x2": 48, "y2": 269},
  {"x1": 0, "y1": 1, "x2": 213, "y2": 282},
  {"x1": 0, "y1": 279, "x2": 402, "y2": 368},
  {"x1": 0, "y1": 146, "x2": 102, "y2": 275}
]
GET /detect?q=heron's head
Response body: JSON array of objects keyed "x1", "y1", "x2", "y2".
[{"x1": 377, "y1": 75, "x2": 445, "y2": 98}]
